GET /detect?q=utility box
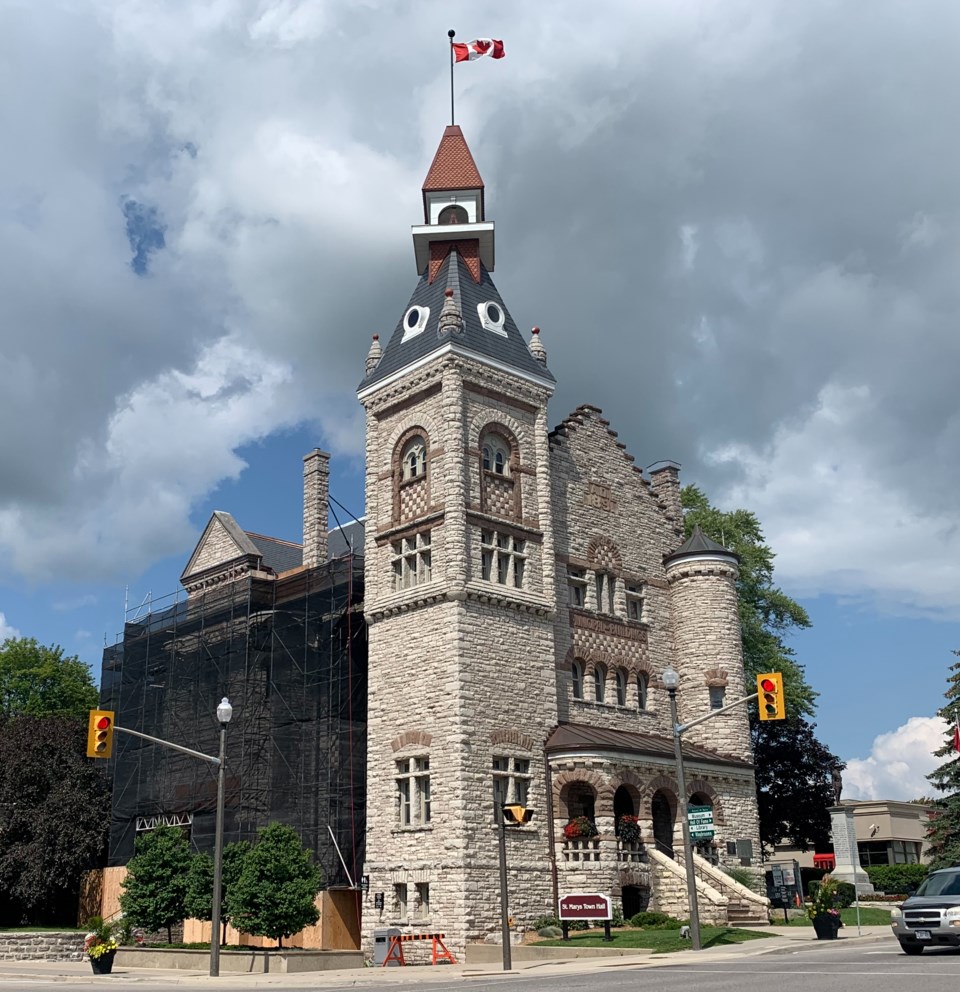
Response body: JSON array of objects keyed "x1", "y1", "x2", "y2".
[{"x1": 373, "y1": 928, "x2": 402, "y2": 966}]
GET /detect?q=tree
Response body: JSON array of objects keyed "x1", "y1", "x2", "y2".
[
  {"x1": 925, "y1": 650, "x2": 960, "y2": 869},
  {"x1": 0, "y1": 716, "x2": 109, "y2": 924},
  {"x1": 119, "y1": 825, "x2": 192, "y2": 943},
  {"x1": 184, "y1": 841, "x2": 251, "y2": 945},
  {"x1": 681, "y1": 485, "x2": 843, "y2": 851},
  {"x1": 0, "y1": 638, "x2": 98, "y2": 719},
  {"x1": 227, "y1": 824, "x2": 322, "y2": 948}
]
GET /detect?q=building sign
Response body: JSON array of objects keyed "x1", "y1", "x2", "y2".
[
  {"x1": 584, "y1": 482, "x2": 617, "y2": 512},
  {"x1": 558, "y1": 893, "x2": 612, "y2": 921}
]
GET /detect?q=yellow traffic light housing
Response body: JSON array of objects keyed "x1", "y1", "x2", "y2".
[
  {"x1": 86, "y1": 709, "x2": 115, "y2": 758},
  {"x1": 756, "y1": 673, "x2": 785, "y2": 721},
  {"x1": 501, "y1": 804, "x2": 534, "y2": 825}
]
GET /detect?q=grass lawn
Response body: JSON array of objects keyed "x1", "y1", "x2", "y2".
[
  {"x1": 535, "y1": 926, "x2": 773, "y2": 953},
  {"x1": 781, "y1": 907, "x2": 891, "y2": 927}
]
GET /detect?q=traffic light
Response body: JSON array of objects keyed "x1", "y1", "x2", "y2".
[
  {"x1": 86, "y1": 709, "x2": 115, "y2": 758},
  {"x1": 501, "y1": 804, "x2": 534, "y2": 825},
  {"x1": 756, "y1": 673, "x2": 785, "y2": 721}
]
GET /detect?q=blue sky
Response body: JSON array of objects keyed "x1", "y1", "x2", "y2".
[{"x1": 2, "y1": 0, "x2": 960, "y2": 802}]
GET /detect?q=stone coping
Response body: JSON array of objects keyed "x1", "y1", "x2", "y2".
[
  {"x1": 465, "y1": 943, "x2": 655, "y2": 964},
  {"x1": 114, "y1": 946, "x2": 363, "y2": 973}
]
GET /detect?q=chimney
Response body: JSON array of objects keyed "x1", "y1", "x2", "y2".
[
  {"x1": 647, "y1": 460, "x2": 682, "y2": 529},
  {"x1": 303, "y1": 449, "x2": 331, "y2": 568}
]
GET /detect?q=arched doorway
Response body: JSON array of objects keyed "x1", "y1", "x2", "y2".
[
  {"x1": 651, "y1": 790, "x2": 674, "y2": 856},
  {"x1": 621, "y1": 884, "x2": 648, "y2": 919}
]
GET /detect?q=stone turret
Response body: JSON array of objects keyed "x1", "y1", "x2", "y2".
[{"x1": 664, "y1": 526, "x2": 751, "y2": 759}]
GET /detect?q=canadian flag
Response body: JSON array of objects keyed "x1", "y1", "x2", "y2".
[{"x1": 453, "y1": 39, "x2": 505, "y2": 62}]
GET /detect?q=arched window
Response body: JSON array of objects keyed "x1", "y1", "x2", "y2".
[
  {"x1": 401, "y1": 436, "x2": 426, "y2": 481},
  {"x1": 615, "y1": 669, "x2": 627, "y2": 706},
  {"x1": 571, "y1": 660, "x2": 584, "y2": 700},
  {"x1": 593, "y1": 665, "x2": 606, "y2": 703},
  {"x1": 637, "y1": 672, "x2": 649, "y2": 711},
  {"x1": 482, "y1": 435, "x2": 510, "y2": 475},
  {"x1": 438, "y1": 204, "x2": 468, "y2": 225}
]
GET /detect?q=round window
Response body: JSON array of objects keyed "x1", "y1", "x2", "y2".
[
  {"x1": 406, "y1": 307, "x2": 421, "y2": 330},
  {"x1": 485, "y1": 303, "x2": 502, "y2": 325}
]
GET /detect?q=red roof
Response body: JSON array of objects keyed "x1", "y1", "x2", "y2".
[{"x1": 422, "y1": 126, "x2": 484, "y2": 191}]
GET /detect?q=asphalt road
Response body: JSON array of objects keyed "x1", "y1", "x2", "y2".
[{"x1": 3, "y1": 942, "x2": 959, "y2": 992}]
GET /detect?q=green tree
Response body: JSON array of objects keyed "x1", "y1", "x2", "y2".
[
  {"x1": 681, "y1": 485, "x2": 842, "y2": 851},
  {"x1": 0, "y1": 716, "x2": 109, "y2": 924},
  {"x1": 119, "y1": 825, "x2": 192, "y2": 943},
  {"x1": 925, "y1": 650, "x2": 960, "y2": 868},
  {"x1": 0, "y1": 638, "x2": 98, "y2": 719},
  {"x1": 227, "y1": 824, "x2": 322, "y2": 948},
  {"x1": 184, "y1": 841, "x2": 251, "y2": 945}
]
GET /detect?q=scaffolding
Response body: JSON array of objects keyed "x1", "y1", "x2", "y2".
[{"x1": 99, "y1": 555, "x2": 366, "y2": 890}]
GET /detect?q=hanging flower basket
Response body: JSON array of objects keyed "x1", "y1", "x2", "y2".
[
  {"x1": 617, "y1": 814, "x2": 642, "y2": 844},
  {"x1": 563, "y1": 816, "x2": 599, "y2": 840}
]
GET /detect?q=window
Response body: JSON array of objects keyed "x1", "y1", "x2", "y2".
[
  {"x1": 571, "y1": 660, "x2": 584, "y2": 699},
  {"x1": 394, "y1": 882, "x2": 408, "y2": 916},
  {"x1": 568, "y1": 568, "x2": 587, "y2": 607},
  {"x1": 482, "y1": 436, "x2": 510, "y2": 475},
  {"x1": 396, "y1": 757, "x2": 431, "y2": 827},
  {"x1": 626, "y1": 583, "x2": 644, "y2": 621},
  {"x1": 637, "y1": 672, "x2": 648, "y2": 711},
  {"x1": 480, "y1": 530, "x2": 526, "y2": 588},
  {"x1": 595, "y1": 571, "x2": 615, "y2": 614},
  {"x1": 493, "y1": 755, "x2": 532, "y2": 810},
  {"x1": 709, "y1": 686, "x2": 725, "y2": 710},
  {"x1": 593, "y1": 665, "x2": 606, "y2": 703},
  {"x1": 400, "y1": 306, "x2": 430, "y2": 341},
  {"x1": 392, "y1": 531, "x2": 432, "y2": 590},
  {"x1": 615, "y1": 669, "x2": 627, "y2": 706},
  {"x1": 415, "y1": 882, "x2": 430, "y2": 919},
  {"x1": 478, "y1": 300, "x2": 507, "y2": 335},
  {"x1": 438, "y1": 204, "x2": 468, "y2": 225},
  {"x1": 401, "y1": 437, "x2": 426, "y2": 480}
]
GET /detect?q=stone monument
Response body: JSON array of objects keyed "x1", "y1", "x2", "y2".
[{"x1": 827, "y1": 805, "x2": 874, "y2": 895}]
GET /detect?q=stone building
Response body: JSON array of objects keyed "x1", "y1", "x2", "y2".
[{"x1": 356, "y1": 126, "x2": 768, "y2": 955}]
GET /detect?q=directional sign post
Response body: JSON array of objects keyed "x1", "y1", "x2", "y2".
[{"x1": 688, "y1": 804, "x2": 715, "y2": 841}]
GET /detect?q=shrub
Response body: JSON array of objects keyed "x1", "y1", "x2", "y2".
[
  {"x1": 722, "y1": 866, "x2": 757, "y2": 890},
  {"x1": 807, "y1": 879, "x2": 821, "y2": 899},
  {"x1": 532, "y1": 914, "x2": 560, "y2": 930},
  {"x1": 865, "y1": 864, "x2": 928, "y2": 894},
  {"x1": 537, "y1": 926, "x2": 562, "y2": 938},
  {"x1": 834, "y1": 882, "x2": 857, "y2": 908},
  {"x1": 629, "y1": 910, "x2": 682, "y2": 929},
  {"x1": 569, "y1": 920, "x2": 589, "y2": 931},
  {"x1": 611, "y1": 905, "x2": 625, "y2": 928}
]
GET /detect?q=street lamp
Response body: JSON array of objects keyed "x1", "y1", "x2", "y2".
[
  {"x1": 209, "y1": 696, "x2": 233, "y2": 978},
  {"x1": 661, "y1": 668, "x2": 702, "y2": 951}
]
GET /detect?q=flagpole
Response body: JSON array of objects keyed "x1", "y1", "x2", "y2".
[{"x1": 448, "y1": 29, "x2": 456, "y2": 125}]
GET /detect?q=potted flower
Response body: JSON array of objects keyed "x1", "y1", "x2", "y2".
[
  {"x1": 563, "y1": 815, "x2": 599, "y2": 840},
  {"x1": 807, "y1": 878, "x2": 843, "y2": 940},
  {"x1": 84, "y1": 916, "x2": 120, "y2": 974},
  {"x1": 617, "y1": 814, "x2": 642, "y2": 844}
]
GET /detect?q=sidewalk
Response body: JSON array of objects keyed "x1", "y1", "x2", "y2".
[{"x1": 0, "y1": 927, "x2": 894, "y2": 987}]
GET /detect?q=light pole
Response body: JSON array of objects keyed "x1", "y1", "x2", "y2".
[
  {"x1": 495, "y1": 801, "x2": 512, "y2": 972},
  {"x1": 661, "y1": 668, "x2": 702, "y2": 951},
  {"x1": 209, "y1": 696, "x2": 233, "y2": 978}
]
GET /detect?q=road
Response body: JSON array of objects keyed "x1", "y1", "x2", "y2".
[{"x1": 2, "y1": 942, "x2": 958, "y2": 992}]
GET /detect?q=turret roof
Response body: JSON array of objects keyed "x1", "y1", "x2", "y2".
[
  {"x1": 664, "y1": 524, "x2": 739, "y2": 566},
  {"x1": 422, "y1": 125, "x2": 484, "y2": 191}
]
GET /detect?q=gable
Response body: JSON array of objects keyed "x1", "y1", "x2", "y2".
[{"x1": 180, "y1": 511, "x2": 260, "y2": 583}]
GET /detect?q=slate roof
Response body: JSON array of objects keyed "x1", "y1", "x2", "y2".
[
  {"x1": 664, "y1": 524, "x2": 738, "y2": 566},
  {"x1": 329, "y1": 518, "x2": 365, "y2": 558},
  {"x1": 359, "y1": 249, "x2": 555, "y2": 390},
  {"x1": 422, "y1": 125, "x2": 484, "y2": 191},
  {"x1": 245, "y1": 532, "x2": 304, "y2": 574},
  {"x1": 545, "y1": 721, "x2": 752, "y2": 768}
]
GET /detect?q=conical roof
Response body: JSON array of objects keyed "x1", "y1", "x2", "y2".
[
  {"x1": 358, "y1": 250, "x2": 554, "y2": 392},
  {"x1": 664, "y1": 524, "x2": 739, "y2": 566},
  {"x1": 422, "y1": 125, "x2": 484, "y2": 191}
]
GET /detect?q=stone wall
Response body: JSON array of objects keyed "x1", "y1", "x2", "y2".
[{"x1": 0, "y1": 932, "x2": 85, "y2": 961}]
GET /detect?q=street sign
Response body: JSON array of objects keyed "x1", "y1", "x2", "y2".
[
  {"x1": 771, "y1": 866, "x2": 784, "y2": 886},
  {"x1": 688, "y1": 804, "x2": 714, "y2": 840},
  {"x1": 558, "y1": 893, "x2": 612, "y2": 921}
]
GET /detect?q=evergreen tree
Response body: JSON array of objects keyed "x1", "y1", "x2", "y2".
[
  {"x1": 119, "y1": 825, "x2": 192, "y2": 943},
  {"x1": 184, "y1": 841, "x2": 251, "y2": 945},
  {"x1": 925, "y1": 650, "x2": 960, "y2": 869},
  {"x1": 227, "y1": 824, "x2": 322, "y2": 948},
  {"x1": 681, "y1": 485, "x2": 843, "y2": 851}
]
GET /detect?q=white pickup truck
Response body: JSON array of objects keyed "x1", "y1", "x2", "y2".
[{"x1": 889, "y1": 866, "x2": 960, "y2": 954}]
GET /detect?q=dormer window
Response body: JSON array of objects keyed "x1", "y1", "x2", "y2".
[
  {"x1": 438, "y1": 205, "x2": 468, "y2": 225},
  {"x1": 478, "y1": 301, "x2": 506, "y2": 336},
  {"x1": 401, "y1": 305, "x2": 430, "y2": 342},
  {"x1": 402, "y1": 437, "x2": 427, "y2": 481}
]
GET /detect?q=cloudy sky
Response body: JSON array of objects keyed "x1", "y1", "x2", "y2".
[{"x1": 2, "y1": 0, "x2": 959, "y2": 800}]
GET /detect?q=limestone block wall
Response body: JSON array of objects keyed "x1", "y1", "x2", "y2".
[
  {"x1": 0, "y1": 932, "x2": 85, "y2": 961},
  {"x1": 647, "y1": 849, "x2": 728, "y2": 925}
]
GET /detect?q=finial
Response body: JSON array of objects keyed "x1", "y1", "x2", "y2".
[
  {"x1": 438, "y1": 286, "x2": 464, "y2": 337},
  {"x1": 365, "y1": 333, "x2": 383, "y2": 376},
  {"x1": 448, "y1": 29, "x2": 455, "y2": 39},
  {"x1": 444, "y1": 288, "x2": 454, "y2": 297},
  {"x1": 528, "y1": 326, "x2": 547, "y2": 365}
]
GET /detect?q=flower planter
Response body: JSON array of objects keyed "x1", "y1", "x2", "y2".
[
  {"x1": 90, "y1": 950, "x2": 117, "y2": 974},
  {"x1": 812, "y1": 914, "x2": 840, "y2": 940}
]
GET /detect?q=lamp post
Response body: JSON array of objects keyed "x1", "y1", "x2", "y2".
[
  {"x1": 661, "y1": 668, "x2": 702, "y2": 951},
  {"x1": 495, "y1": 801, "x2": 512, "y2": 972},
  {"x1": 209, "y1": 697, "x2": 233, "y2": 978}
]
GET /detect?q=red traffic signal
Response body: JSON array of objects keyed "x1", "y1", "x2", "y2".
[
  {"x1": 87, "y1": 710, "x2": 115, "y2": 758},
  {"x1": 756, "y1": 673, "x2": 785, "y2": 721}
]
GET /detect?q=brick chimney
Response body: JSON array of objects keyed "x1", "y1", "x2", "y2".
[
  {"x1": 302, "y1": 449, "x2": 330, "y2": 568},
  {"x1": 647, "y1": 460, "x2": 682, "y2": 530}
]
